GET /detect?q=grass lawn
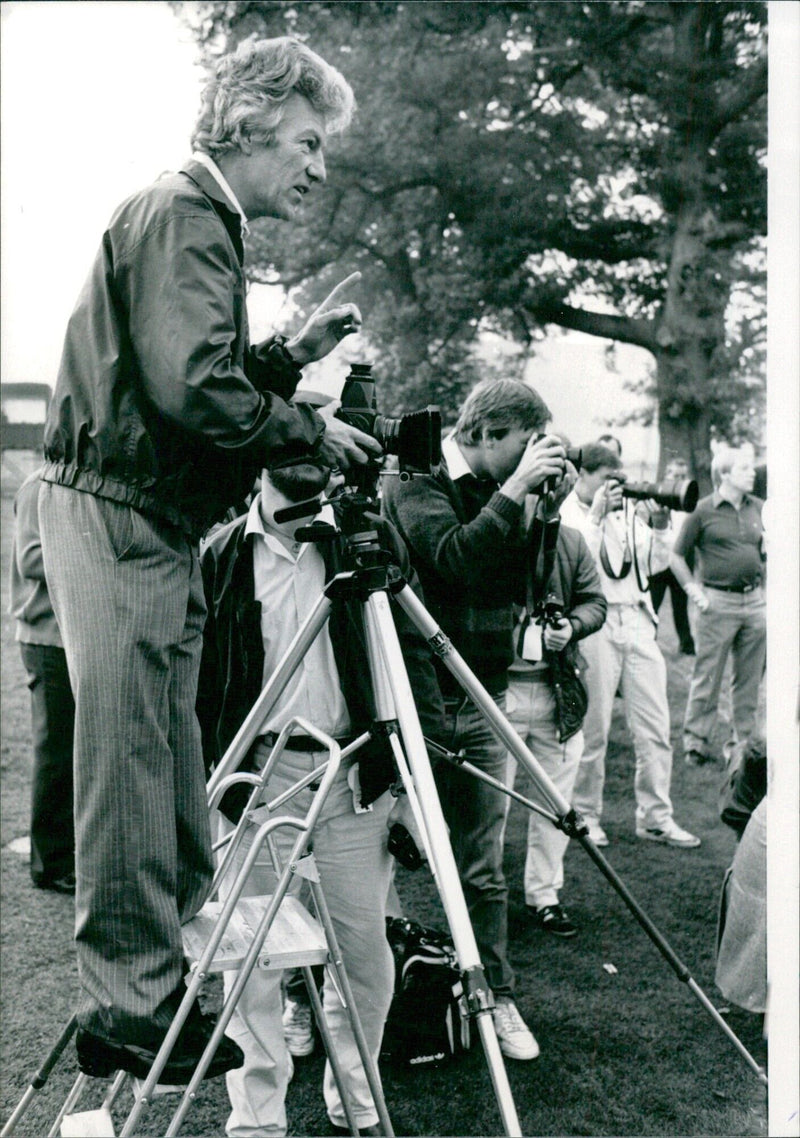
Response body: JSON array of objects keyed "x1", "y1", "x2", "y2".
[{"x1": 0, "y1": 454, "x2": 767, "y2": 1136}]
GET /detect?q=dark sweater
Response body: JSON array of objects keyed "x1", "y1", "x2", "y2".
[{"x1": 381, "y1": 460, "x2": 528, "y2": 696}]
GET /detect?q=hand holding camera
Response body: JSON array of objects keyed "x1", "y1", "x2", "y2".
[
  {"x1": 317, "y1": 398, "x2": 383, "y2": 469},
  {"x1": 590, "y1": 476, "x2": 624, "y2": 522},
  {"x1": 512, "y1": 433, "x2": 567, "y2": 495}
]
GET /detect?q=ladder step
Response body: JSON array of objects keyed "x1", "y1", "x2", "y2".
[{"x1": 182, "y1": 895, "x2": 329, "y2": 973}]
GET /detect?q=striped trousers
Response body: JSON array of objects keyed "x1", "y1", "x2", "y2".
[{"x1": 39, "y1": 483, "x2": 213, "y2": 1044}]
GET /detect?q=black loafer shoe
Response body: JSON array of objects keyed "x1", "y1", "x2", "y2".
[{"x1": 76, "y1": 1006, "x2": 243, "y2": 1083}]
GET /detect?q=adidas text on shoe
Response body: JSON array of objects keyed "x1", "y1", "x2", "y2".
[
  {"x1": 491, "y1": 1000, "x2": 540, "y2": 1060},
  {"x1": 282, "y1": 997, "x2": 314, "y2": 1057},
  {"x1": 529, "y1": 904, "x2": 578, "y2": 939},
  {"x1": 636, "y1": 821, "x2": 700, "y2": 848}
]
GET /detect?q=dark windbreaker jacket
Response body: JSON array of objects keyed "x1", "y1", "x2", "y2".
[{"x1": 42, "y1": 159, "x2": 323, "y2": 541}]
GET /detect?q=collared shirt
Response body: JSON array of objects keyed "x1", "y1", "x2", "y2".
[
  {"x1": 246, "y1": 495, "x2": 351, "y2": 738},
  {"x1": 560, "y1": 489, "x2": 670, "y2": 613},
  {"x1": 441, "y1": 432, "x2": 475, "y2": 482},
  {"x1": 191, "y1": 151, "x2": 250, "y2": 240},
  {"x1": 674, "y1": 491, "x2": 764, "y2": 589}
]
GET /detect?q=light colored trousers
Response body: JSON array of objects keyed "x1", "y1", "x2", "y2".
[
  {"x1": 38, "y1": 483, "x2": 212, "y2": 1042},
  {"x1": 504, "y1": 676, "x2": 583, "y2": 910},
  {"x1": 574, "y1": 604, "x2": 674, "y2": 831},
  {"x1": 683, "y1": 586, "x2": 766, "y2": 760},
  {"x1": 218, "y1": 744, "x2": 394, "y2": 1137}
]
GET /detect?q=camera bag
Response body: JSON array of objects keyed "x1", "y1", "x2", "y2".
[{"x1": 381, "y1": 917, "x2": 471, "y2": 1067}]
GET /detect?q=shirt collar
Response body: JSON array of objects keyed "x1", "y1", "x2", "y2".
[
  {"x1": 712, "y1": 489, "x2": 752, "y2": 509},
  {"x1": 441, "y1": 432, "x2": 478, "y2": 481},
  {"x1": 191, "y1": 151, "x2": 250, "y2": 240}
]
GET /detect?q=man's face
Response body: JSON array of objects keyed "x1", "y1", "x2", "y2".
[
  {"x1": 665, "y1": 459, "x2": 689, "y2": 481},
  {"x1": 243, "y1": 93, "x2": 327, "y2": 221},
  {"x1": 724, "y1": 454, "x2": 756, "y2": 494},
  {"x1": 577, "y1": 464, "x2": 619, "y2": 504},
  {"x1": 480, "y1": 425, "x2": 536, "y2": 482},
  {"x1": 267, "y1": 461, "x2": 331, "y2": 503}
]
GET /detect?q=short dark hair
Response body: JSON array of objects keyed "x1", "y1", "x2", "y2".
[
  {"x1": 597, "y1": 433, "x2": 622, "y2": 456},
  {"x1": 580, "y1": 442, "x2": 622, "y2": 473},
  {"x1": 453, "y1": 379, "x2": 551, "y2": 445}
]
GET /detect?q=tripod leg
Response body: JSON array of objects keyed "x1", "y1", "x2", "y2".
[
  {"x1": 396, "y1": 583, "x2": 768, "y2": 1087},
  {"x1": 1, "y1": 1016, "x2": 78, "y2": 1136},
  {"x1": 363, "y1": 593, "x2": 522, "y2": 1138}
]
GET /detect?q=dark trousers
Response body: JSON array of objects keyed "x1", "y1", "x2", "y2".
[
  {"x1": 20, "y1": 641, "x2": 75, "y2": 885},
  {"x1": 650, "y1": 569, "x2": 694, "y2": 652}
]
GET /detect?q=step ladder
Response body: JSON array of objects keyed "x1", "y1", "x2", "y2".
[{"x1": 2, "y1": 719, "x2": 394, "y2": 1138}]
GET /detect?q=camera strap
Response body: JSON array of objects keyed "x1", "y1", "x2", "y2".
[{"x1": 599, "y1": 509, "x2": 633, "y2": 580}]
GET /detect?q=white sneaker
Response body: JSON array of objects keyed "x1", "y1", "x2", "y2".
[
  {"x1": 636, "y1": 820, "x2": 700, "y2": 848},
  {"x1": 491, "y1": 1000, "x2": 540, "y2": 1060},
  {"x1": 584, "y1": 819, "x2": 609, "y2": 847},
  {"x1": 282, "y1": 997, "x2": 315, "y2": 1056}
]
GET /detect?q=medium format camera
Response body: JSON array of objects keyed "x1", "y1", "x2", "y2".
[
  {"x1": 337, "y1": 364, "x2": 442, "y2": 479},
  {"x1": 607, "y1": 473, "x2": 699, "y2": 512}
]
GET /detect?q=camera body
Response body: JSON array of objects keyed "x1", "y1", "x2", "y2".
[
  {"x1": 337, "y1": 365, "x2": 441, "y2": 486},
  {"x1": 606, "y1": 472, "x2": 698, "y2": 513},
  {"x1": 533, "y1": 434, "x2": 582, "y2": 494}
]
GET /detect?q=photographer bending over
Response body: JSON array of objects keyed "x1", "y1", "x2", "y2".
[
  {"x1": 37, "y1": 37, "x2": 379, "y2": 1083},
  {"x1": 198, "y1": 444, "x2": 445, "y2": 1137},
  {"x1": 383, "y1": 378, "x2": 567, "y2": 1061},
  {"x1": 560, "y1": 444, "x2": 699, "y2": 850}
]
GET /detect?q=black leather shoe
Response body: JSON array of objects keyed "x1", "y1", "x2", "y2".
[
  {"x1": 33, "y1": 872, "x2": 76, "y2": 895},
  {"x1": 528, "y1": 903, "x2": 578, "y2": 939},
  {"x1": 76, "y1": 1003, "x2": 243, "y2": 1083}
]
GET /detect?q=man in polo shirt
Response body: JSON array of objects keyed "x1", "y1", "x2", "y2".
[{"x1": 670, "y1": 446, "x2": 766, "y2": 767}]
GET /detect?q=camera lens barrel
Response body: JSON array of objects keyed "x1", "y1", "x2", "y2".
[{"x1": 622, "y1": 478, "x2": 699, "y2": 512}]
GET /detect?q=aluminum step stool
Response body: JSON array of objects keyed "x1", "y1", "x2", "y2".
[{"x1": 1, "y1": 719, "x2": 393, "y2": 1138}]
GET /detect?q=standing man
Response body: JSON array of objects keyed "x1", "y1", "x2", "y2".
[
  {"x1": 383, "y1": 377, "x2": 567, "y2": 1061},
  {"x1": 560, "y1": 444, "x2": 699, "y2": 849},
  {"x1": 504, "y1": 467, "x2": 607, "y2": 939},
  {"x1": 670, "y1": 446, "x2": 766, "y2": 767},
  {"x1": 648, "y1": 457, "x2": 696, "y2": 655},
  {"x1": 8, "y1": 469, "x2": 75, "y2": 895},
  {"x1": 38, "y1": 37, "x2": 379, "y2": 1083},
  {"x1": 198, "y1": 443, "x2": 444, "y2": 1137}
]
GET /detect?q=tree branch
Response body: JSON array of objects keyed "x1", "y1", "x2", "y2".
[
  {"x1": 708, "y1": 58, "x2": 768, "y2": 137},
  {"x1": 527, "y1": 300, "x2": 658, "y2": 352}
]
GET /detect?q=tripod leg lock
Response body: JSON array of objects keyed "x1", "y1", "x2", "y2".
[
  {"x1": 461, "y1": 966, "x2": 495, "y2": 1017},
  {"x1": 561, "y1": 807, "x2": 589, "y2": 841}
]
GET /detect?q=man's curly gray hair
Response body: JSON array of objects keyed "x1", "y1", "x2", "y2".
[{"x1": 191, "y1": 36, "x2": 355, "y2": 158}]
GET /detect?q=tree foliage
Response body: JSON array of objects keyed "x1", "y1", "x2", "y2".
[{"x1": 174, "y1": 1, "x2": 767, "y2": 476}]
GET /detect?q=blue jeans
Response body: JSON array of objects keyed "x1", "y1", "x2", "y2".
[{"x1": 435, "y1": 692, "x2": 514, "y2": 999}]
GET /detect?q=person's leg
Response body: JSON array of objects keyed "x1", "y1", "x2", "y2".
[
  {"x1": 521, "y1": 692, "x2": 583, "y2": 912},
  {"x1": 730, "y1": 590, "x2": 767, "y2": 747},
  {"x1": 668, "y1": 572, "x2": 695, "y2": 654},
  {"x1": 682, "y1": 597, "x2": 739, "y2": 760},
  {"x1": 39, "y1": 484, "x2": 212, "y2": 1043},
  {"x1": 649, "y1": 570, "x2": 668, "y2": 615},
  {"x1": 20, "y1": 642, "x2": 75, "y2": 886},
  {"x1": 572, "y1": 623, "x2": 622, "y2": 829},
  {"x1": 314, "y1": 790, "x2": 394, "y2": 1131},
  {"x1": 216, "y1": 811, "x2": 292, "y2": 1138},
  {"x1": 620, "y1": 608, "x2": 674, "y2": 831},
  {"x1": 436, "y1": 693, "x2": 513, "y2": 998}
]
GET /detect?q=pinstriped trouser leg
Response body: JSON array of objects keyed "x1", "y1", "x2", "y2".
[{"x1": 39, "y1": 483, "x2": 213, "y2": 1043}]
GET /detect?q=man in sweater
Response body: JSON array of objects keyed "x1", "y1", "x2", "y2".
[{"x1": 382, "y1": 378, "x2": 567, "y2": 1060}]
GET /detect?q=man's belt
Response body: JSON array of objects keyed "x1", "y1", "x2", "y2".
[
  {"x1": 260, "y1": 731, "x2": 350, "y2": 753},
  {"x1": 703, "y1": 581, "x2": 761, "y2": 594}
]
